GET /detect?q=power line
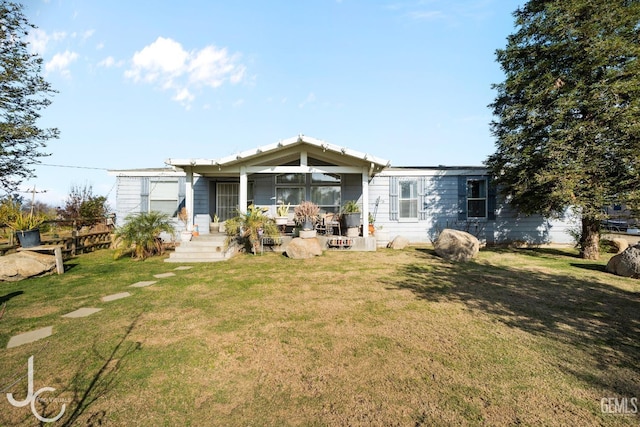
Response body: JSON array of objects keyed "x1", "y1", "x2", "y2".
[{"x1": 36, "y1": 163, "x2": 110, "y2": 171}]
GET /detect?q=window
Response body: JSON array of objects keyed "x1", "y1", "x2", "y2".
[
  {"x1": 311, "y1": 173, "x2": 341, "y2": 212},
  {"x1": 276, "y1": 173, "x2": 305, "y2": 205},
  {"x1": 467, "y1": 179, "x2": 487, "y2": 218},
  {"x1": 149, "y1": 180, "x2": 179, "y2": 216},
  {"x1": 399, "y1": 179, "x2": 418, "y2": 219},
  {"x1": 275, "y1": 173, "x2": 342, "y2": 212}
]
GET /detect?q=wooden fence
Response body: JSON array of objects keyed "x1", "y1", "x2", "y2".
[{"x1": 0, "y1": 230, "x2": 112, "y2": 257}]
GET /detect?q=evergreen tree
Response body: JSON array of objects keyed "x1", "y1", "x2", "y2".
[
  {"x1": 0, "y1": 1, "x2": 58, "y2": 193},
  {"x1": 487, "y1": 0, "x2": 640, "y2": 259}
]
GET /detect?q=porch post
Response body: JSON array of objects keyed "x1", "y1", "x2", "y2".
[
  {"x1": 362, "y1": 167, "x2": 369, "y2": 237},
  {"x1": 239, "y1": 166, "x2": 248, "y2": 214},
  {"x1": 185, "y1": 167, "x2": 194, "y2": 230}
]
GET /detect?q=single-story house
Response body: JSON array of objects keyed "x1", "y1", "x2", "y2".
[{"x1": 108, "y1": 135, "x2": 575, "y2": 245}]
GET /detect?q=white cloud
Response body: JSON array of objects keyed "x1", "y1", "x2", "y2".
[
  {"x1": 45, "y1": 50, "x2": 79, "y2": 76},
  {"x1": 125, "y1": 36, "x2": 246, "y2": 107},
  {"x1": 97, "y1": 56, "x2": 123, "y2": 68},
  {"x1": 298, "y1": 92, "x2": 316, "y2": 109},
  {"x1": 27, "y1": 29, "x2": 69, "y2": 55},
  {"x1": 173, "y1": 88, "x2": 194, "y2": 103},
  {"x1": 408, "y1": 10, "x2": 444, "y2": 21},
  {"x1": 27, "y1": 28, "x2": 49, "y2": 55},
  {"x1": 232, "y1": 98, "x2": 244, "y2": 108}
]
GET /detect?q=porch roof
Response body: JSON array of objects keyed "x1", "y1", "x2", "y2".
[{"x1": 165, "y1": 134, "x2": 390, "y2": 176}]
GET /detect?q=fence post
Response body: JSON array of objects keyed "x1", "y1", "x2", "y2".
[{"x1": 71, "y1": 230, "x2": 78, "y2": 256}]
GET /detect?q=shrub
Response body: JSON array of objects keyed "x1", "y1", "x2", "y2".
[
  {"x1": 114, "y1": 211, "x2": 175, "y2": 260},
  {"x1": 225, "y1": 205, "x2": 279, "y2": 254}
]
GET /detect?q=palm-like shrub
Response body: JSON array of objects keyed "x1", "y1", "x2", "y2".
[
  {"x1": 225, "y1": 204, "x2": 279, "y2": 254},
  {"x1": 114, "y1": 211, "x2": 175, "y2": 259}
]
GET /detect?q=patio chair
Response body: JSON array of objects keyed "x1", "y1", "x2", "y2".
[{"x1": 319, "y1": 213, "x2": 341, "y2": 236}]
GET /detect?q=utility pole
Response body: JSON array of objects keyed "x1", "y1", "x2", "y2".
[{"x1": 22, "y1": 186, "x2": 47, "y2": 216}]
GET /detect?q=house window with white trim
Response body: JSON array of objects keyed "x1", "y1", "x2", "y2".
[
  {"x1": 311, "y1": 173, "x2": 341, "y2": 213},
  {"x1": 276, "y1": 173, "x2": 305, "y2": 205},
  {"x1": 399, "y1": 179, "x2": 418, "y2": 219},
  {"x1": 149, "y1": 180, "x2": 179, "y2": 216},
  {"x1": 467, "y1": 179, "x2": 487, "y2": 218}
]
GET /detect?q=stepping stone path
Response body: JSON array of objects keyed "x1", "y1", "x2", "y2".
[
  {"x1": 62, "y1": 307, "x2": 102, "y2": 318},
  {"x1": 101, "y1": 292, "x2": 131, "y2": 302},
  {"x1": 153, "y1": 272, "x2": 176, "y2": 278},
  {"x1": 6, "y1": 266, "x2": 193, "y2": 348},
  {"x1": 130, "y1": 280, "x2": 157, "y2": 288},
  {"x1": 7, "y1": 326, "x2": 53, "y2": 349}
]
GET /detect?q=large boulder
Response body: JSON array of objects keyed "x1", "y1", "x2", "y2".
[
  {"x1": 285, "y1": 237, "x2": 323, "y2": 259},
  {"x1": 606, "y1": 244, "x2": 640, "y2": 278},
  {"x1": 434, "y1": 229, "x2": 480, "y2": 262},
  {"x1": 0, "y1": 251, "x2": 57, "y2": 281},
  {"x1": 388, "y1": 236, "x2": 410, "y2": 250},
  {"x1": 611, "y1": 238, "x2": 629, "y2": 254}
]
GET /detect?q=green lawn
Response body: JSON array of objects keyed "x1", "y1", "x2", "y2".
[{"x1": 0, "y1": 247, "x2": 638, "y2": 426}]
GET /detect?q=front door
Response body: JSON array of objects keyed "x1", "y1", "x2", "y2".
[{"x1": 217, "y1": 183, "x2": 239, "y2": 221}]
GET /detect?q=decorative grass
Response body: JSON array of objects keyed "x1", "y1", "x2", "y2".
[{"x1": 0, "y1": 246, "x2": 638, "y2": 426}]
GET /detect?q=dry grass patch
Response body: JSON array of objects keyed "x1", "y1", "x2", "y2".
[{"x1": 0, "y1": 247, "x2": 638, "y2": 426}]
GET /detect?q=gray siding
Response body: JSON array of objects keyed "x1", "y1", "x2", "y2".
[
  {"x1": 114, "y1": 177, "x2": 142, "y2": 227},
  {"x1": 372, "y1": 173, "x2": 575, "y2": 245},
  {"x1": 115, "y1": 171, "x2": 575, "y2": 245},
  {"x1": 193, "y1": 177, "x2": 209, "y2": 215},
  {"x1": 252, "y1": 174, "x2": 275, "y2": 206}
]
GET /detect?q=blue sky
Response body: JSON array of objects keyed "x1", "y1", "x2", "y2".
[{"x1": 22, "y1": 0, "x2": 522, "y2": 207}]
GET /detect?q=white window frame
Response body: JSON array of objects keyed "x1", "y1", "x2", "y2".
[
  {"x1": 149, "y1": 180, "x2": 179, "y2": 216},
  {"x1": 311, "y1": 172, "x2": 341, "y2": 213},
  {"x1": 275, "y1": 173, "x2": 306, "y2": 206},
  {"x1": 398, "y1": 178, "x2": 418, "y2": 221}
]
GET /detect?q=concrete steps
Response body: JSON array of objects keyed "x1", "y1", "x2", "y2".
[{"x1": 165, "y1": 233, "x2": 234, "y2": 263}]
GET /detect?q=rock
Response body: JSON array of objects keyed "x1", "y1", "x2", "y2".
[
  {"x1": 285, "y1": 237, "x2": 323, "y2": 259},
  {"x1": 388, "y1": 236, "x2": 410, "y2": 250},
  {"x1": 0, "y1": 251, "x2": 57, "y2": 281},
  {"x1": 606, "y1": 244, "x2": 640, "y2": 278},
  {"x1": 434, "y1": 229, "x2": 480, "y2": 262},
  {"x1": 611, "y1": 238, "x2": 629, "y2": 254}
]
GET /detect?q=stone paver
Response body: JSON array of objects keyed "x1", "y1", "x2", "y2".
[
  {"x1": 153, "y1": 272, "x2": 176, "y2": 278},
  {"x1": 130, "y1": 280, "x2": 157, "y2": 288},
  {"x1": 101, "y1": 292, "x2": 131, "y2": 302},
  {"x1": 7, "y1": 326, "x2": 53, "y2": 348},
  {"x1": 62, "y1": 307, "x2": 102, "y2": 318},
  {"x1": 174, "y1": 266, "x2": 193, "y2": 270}
]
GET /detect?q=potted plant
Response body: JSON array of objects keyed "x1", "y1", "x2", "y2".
[
  {"x1": 8, "y1": 211, "x2": 47, "y2": 248},
  {"x1": 368, "y1": 212, "x2": 376, "y2": 236},
  {"x1": 210, "y1": 213, "x2": 220, "y2": 233},
  {"x1": 341, "y1": 200, "x2": 361, "y2": 229},
  {"x1": 294, "y1": 201, "x2": 320, "y2": 237},
  {"x1": 225, "y1": 204, "x2": 279, "y2": 254},
  {"x1": 275, "y1": 202, "x2": 290, "y2": 225},
  {"x1": 177, "y1": 207, "x2": 192, "y2": 242}
]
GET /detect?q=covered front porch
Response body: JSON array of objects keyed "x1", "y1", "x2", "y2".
[{"x1": 166, "y1": 135, "x2": 389, "y2": 238}]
